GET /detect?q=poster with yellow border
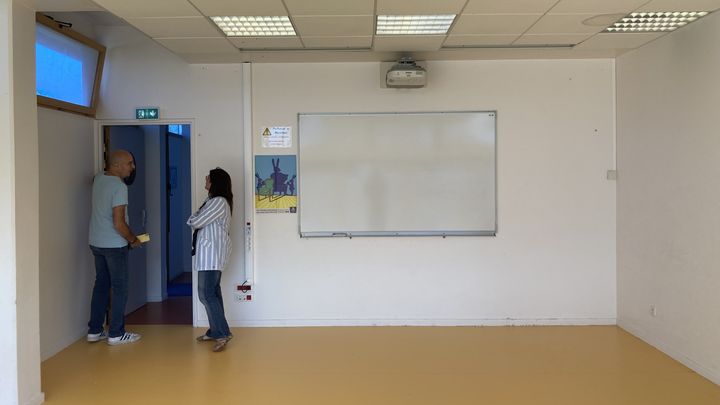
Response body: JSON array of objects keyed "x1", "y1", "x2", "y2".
[{"x1": 255, "y1": 155, "x2": 297, "y2": 213}]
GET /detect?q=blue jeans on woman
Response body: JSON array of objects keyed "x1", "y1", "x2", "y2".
[
  {"x1": 198, "y1": 270, "x2": 231, "y2": 339},
  {"x1": 88, "y1": 245, "x2": 129, "y2": 338}
]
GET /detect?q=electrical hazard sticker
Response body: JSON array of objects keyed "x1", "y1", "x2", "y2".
[{"x1": 261, "y1": 126, "x2": 291, "y2": 148}]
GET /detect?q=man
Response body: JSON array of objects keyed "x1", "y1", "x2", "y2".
[{"x1": 87, "y1": 150, "x2": 142, "y2": 345}]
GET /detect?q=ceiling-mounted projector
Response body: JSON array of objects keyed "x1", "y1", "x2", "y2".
[{"x1": 386, "y1": 57, "x2": 426, "y2": 88}]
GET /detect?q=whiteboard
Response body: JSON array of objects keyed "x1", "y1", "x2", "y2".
[{"x1": 298, "y1": 112, "x2": 496, "y2": 237}]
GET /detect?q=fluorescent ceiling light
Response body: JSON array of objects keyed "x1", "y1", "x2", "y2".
[
  {"x1": 211, "y1": 16, "x2": 296, "y2": 36},
  {"x1": 603, "y1": 11, "x2": 709, "y2": 33},
  {"x1": 376, "y1": 15, "x2": 456, "y2": 35}
]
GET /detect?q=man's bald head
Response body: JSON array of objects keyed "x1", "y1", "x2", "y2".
[{"x1": 107, "y1": 150, "x2": 135, "y2": 179}]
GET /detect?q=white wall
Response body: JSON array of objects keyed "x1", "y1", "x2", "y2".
[
  {"x1": 617, "y1": 11, "x2": 720, "y2": 385},
  {"x1": 0, "y1": 0, "x2": 19, "y2": 401},
  {"x1": 40, "y1": 21, "x2": 615, "y2": 358},
  {"x1": 11, "y1": 1, "x2": 43, "y2": 403},
  {"x1": 94, "y1": 26, "x2": 245, "y2": 323},
  {"x1": 37, "y1": 22, "x2": 245, "y2": 357},
  {"x1": 36, "y1": 12, "x2": 102, "y2": 362},
  {"x1": 241, "y1": 60, "x2": 617, "y2": 326},
  {"x1": 38, "y1": 108, "x2": 95, "y2": 360}
]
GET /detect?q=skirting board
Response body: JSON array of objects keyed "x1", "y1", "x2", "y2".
[
  {"x1": 197, "y1": 317, "x2": 617, "y2": 328},
  {"x1": 23, "y1": 392, "x2": 45, "y2": 405},
  {"x1": 619, "y1": 319, "x2": 720, "y2": 386}
]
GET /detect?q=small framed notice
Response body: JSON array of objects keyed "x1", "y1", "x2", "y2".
[{"x1": 261, "y1": 126, "x2": 292, "y2": 148}]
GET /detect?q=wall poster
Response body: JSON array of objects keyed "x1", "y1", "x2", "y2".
[{"x1": 254, "y1": 155, "x2": 297, "y2": 214}]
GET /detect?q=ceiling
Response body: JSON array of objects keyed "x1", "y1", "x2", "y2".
[{"x1": 33, "y1": 0, "x2": 720, "y2": 62}]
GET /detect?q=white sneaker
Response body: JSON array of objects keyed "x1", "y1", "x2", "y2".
[
  {"x1": 107, "y1": 332, "x2": 141, "y2": 346},
  {"x1": 87, "y1": 331, "x2": 108, "y2": 343}
]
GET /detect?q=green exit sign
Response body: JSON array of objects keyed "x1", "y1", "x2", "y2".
[{"x1": 136, "y1": 107, "x2": 159, "y2": 120}]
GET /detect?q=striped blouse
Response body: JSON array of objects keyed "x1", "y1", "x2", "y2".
[{"x1": 187, "y1": 196, "x2": 232, "y2": 271}]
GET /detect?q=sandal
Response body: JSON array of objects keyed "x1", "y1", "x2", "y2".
[
  {"x1": 196, "y1": 334, "x2": 213, "y2": 342},
  {"x1": 212, "y1": 337, "x2": 230, "y2": 352}
]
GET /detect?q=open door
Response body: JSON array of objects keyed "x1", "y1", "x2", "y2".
[
  {"x1": 105, "y1": 126, "x2": 148, "y2": 315},
  {"x1": 102, "y1": 123, "x2": 193, "y2": 324},
  {"x1": 166, "y1": 125, "x2": 192, "y2": 295}
]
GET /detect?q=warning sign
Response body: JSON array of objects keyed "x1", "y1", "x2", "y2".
[{"x1": 261, "y1": 126, "x2": 291, "y2": 148}]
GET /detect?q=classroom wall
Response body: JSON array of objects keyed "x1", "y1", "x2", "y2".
[
  {"x1": 93, "y1": 26, "x2": 245, "y2": 325},
  {"x1": 0, "y1": 0, "x2": 18, "y2": 401},
  {"x1": 35, "y1": 12, "x2": 100, "y2": 363},
  {"x1": 38, "y1": 23, "x2": 616, "y2": 358},
  {"x1": 242, "y1": 60, "x2": 617, "y2": 326},
  {"x1": 36, "y1": 23, "x2": 244, "y2": 358},
  {"x1": 37, "y1": 108, "x2": 95, "y2": 360},
  {"x1": 616, "y1": 11, "x2": 720, "y2": 385},
  {"x1": 11, "y1": 1, "x2": 44, "y2": 403}
]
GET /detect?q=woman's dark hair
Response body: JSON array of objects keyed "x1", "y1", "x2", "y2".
[{"x1": 208, "y1": 167, "x2": 233, "y2": 214}]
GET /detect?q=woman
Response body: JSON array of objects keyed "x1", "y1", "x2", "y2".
[{"x1": 188, "y1": 167, "x2": 233, "y2": 352}]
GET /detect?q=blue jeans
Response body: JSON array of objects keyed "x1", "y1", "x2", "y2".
[
  {"x1": 198, "y1": 271, "x2": 231, "y2": 339},
  {"x1": 88, "y1": 245, "x2": 129, "y2": 338}
]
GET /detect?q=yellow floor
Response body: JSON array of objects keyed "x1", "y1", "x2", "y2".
[{"x1": 41, "y1": 325, "x2": 720, "y2": 405}]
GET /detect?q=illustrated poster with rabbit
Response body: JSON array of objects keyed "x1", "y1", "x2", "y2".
[{"x1": 255, "y1": 155, "x2": 298, "y2": 214}]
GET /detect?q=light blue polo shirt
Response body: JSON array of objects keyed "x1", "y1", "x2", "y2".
[{"x1": 89, "y1": 173, "x2": 129, "y2": 248}]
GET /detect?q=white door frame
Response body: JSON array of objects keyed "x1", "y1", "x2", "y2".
[{"x1": 94, "y1": 118, "x2": 198, "y2": 325}]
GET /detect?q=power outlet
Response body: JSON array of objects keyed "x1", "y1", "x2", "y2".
[
  {"x1": 235, "y1": 293, "x2": 252, "y2": 302},
  {"x1": 650, "y1": 305, "x2": 657, "y2": 317},
  {"x1": 235, "y1": 283, "x2": 252, "y2": 302}
]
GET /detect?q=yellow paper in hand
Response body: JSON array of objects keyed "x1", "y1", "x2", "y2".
[{"x1": 137, "y1": 233, "x2": 150, "y2": 243}]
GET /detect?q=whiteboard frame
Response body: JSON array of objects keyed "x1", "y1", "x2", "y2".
[{"x1": 297, "y1": 111, "x2": 498, "y2": 238}]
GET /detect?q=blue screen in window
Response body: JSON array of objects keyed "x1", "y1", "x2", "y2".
[{"x1": 36, "y1": 44, "x2": 84, "y2": 106}]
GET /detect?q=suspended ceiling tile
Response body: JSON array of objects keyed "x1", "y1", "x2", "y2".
[
  {"x1": 33, "y1": 0, "x2": 103, "y2": 11},
  {"x1": 91, "y1": 0, "x2": 201, "y2": 18},
  {"x1": 514, "y1": 33, "x2": 593, "y2": 45},
  {"x1": 574, "y1": 32, "x2": 664, "y2": 49},
  {"x1": 376, "y1": 0, "x2": 467, "y2": 15},
  {"x1": 177, "y1": 52, "x2": 245, "y2": 63},
  {"x1": 127, "y1": 17, "x2": 222, "y2": 37},
  {"x1": 293, "y1": 15, "x2": 373, "y2": 36},
  {"x1": 302, "y1": 36, "x2": 372, "y2": 49},
  {"x1": 373, "y1": 35, "x2": 446, "y2": 51},
  {"x1": 45, "y1": 11, "x2": 126, "y2": 26},
  {"x1": 452, "y1": 14, "x2": 542, "y2": 35},
  {"x1": 155, "y1": 37, "x2": 239, "y2": 53},
  {"x1": 463, "y1": 0, "x2": 558, "y2": 14},
  {"x1": 443, "y1": 34, "x2": 519, "y2": 46},
  {"x1": 636, "y1": 0, "x2": 720, "y2": 12},
  {"x1": 228, "y1": 37, "x2": 303, "y2": 49},
  {"x1": 527, "y1": 14, "x2": 606, "y2": 34},
  {"x1": 190, "y1": 0, "x2": 287, "y2": 16},
  {"x1": 549, "y1": 0, "x2": 648, "y2": 14},
  {"x1": 284, "y1": 0, "x2": 374, "y2": 16}
]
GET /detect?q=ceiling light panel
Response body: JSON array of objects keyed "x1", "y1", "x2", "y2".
[
  {"x1": 603, "y1": 11, "x2": 709, "y2": 32},
  {"x1": 211, "y1": 16, "x2": 296, "y2": 36},
  {"x1": 376, "y1": 15, "x2": 456, "y2": 35}
]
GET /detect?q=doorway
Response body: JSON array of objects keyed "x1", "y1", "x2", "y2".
[{"x1": 102, "y1": 123, "x2": 193, "y2": 324}]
